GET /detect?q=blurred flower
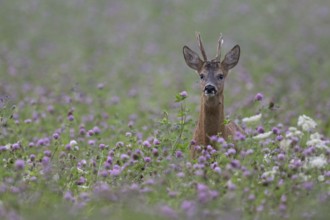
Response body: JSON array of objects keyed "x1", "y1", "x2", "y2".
[
  {"x1": 153, "y1": 138, "x2": 160, "y2": 145},
  {"x1": 289, "y1": 159, "x2": 303, "y2": 169},
  {"x1": 143, "y1": 140, "x2": 151, "y2": 148},
  {"x1": 306, "y1": 154, "x2": 327, "y2": 169},
  {"x1": 280, "y1": 139, "x2": 292, "y2": 151},
  {"x1": 227, "y1": 148, "x2": 236, "y2": 156},
  {"x1": 69, "y1": 140, "x2": 77, "y2": 147},
  {"x1": 248, "y1": 194, "x2": 255, "y2": 201},
  {"x1": 120, "y1": 154, "x2": 129, "y2": 161},
  {"x1": 15, "y1": 159, "x2": 25, "y2": 170},
  {"x1": 276, "y1": 135, "x2": 283, "y2": 141},
  {"x1": 160, "y1": 205, "x2": 178, "y2": 219},
  {"x1": 227, "y1": 180, "x2": 236, "y2": 191},
  {"x1": 180, "y1": 91, "x2": 188, "y2": 98},
  {"x1": 242, "y1": 113, "x2": 262, "y2": 124},
  {"x1": 44, "y1": 150, "x2": 51, "y2": 157},
  {"x1": 230, "y1": 160, "x2": 241, "y2": 169},
  {"x1": 110, "y1": 169, "x2": 121, "y2": 176},
  {"x1": 181, "y1": 200, "x2": 196, "y2": 217},
  {"x1": 97, "y1": 83, "x2": 104, "y2": 90},
  {"x1": 277, "y1": 153, "x2": 285, "y2": 161},
  {"x1": 144, "y1": 157, "x2": 151, "y2": 163},
  {"x1": 272, "y1": 127, "x2": 281, "y2": 135},
  {"x1": 88, "y1": 140, "x2": 96, "y2": 146},
  {"x1": 303, "y1": 181, "x2": 314, "y2": 191},
  {"x1": 93, "y1": 126, "x2": 101, "y2": 134},
  {"x1": 318, "y1": 175, "x2": 325, "y2": 182},
  {"x1": 261, "y1": 166, "x2": 278, "y2": 182},
  {"x1": 175, "y1": 150, "x2": 183, "y2": 158},
  {"x1": 76, "y1": 177, "x2": 86, "y2": 185},
  {"x1": 214, "y1": 166, "x2": 222, "y2": 174},
  {"x1": 256, "y1": 126, "x2": 265, "y2": 134},
  {"x1": 254, "y1": 93, "x2": 263, "y2": 101},
  {"x1": 30, "y1": 154, "x2": 36, "y2": 161},
  {"x1": 286, "y1": 127, "x2": 303, "y2": 138},
  {"x1": 253, "y1": 131, "x2": 272, "y2": 140},
  {"x1": 63, "y1": 191, "x2": 74, "y2": 202},
  {"x1": 68, "y1": 115, "x2": 74, "y2": 121},
  {"x1": 297, "y1": 115, "x2": 317, "y2": 132},
  {"x1": 198, "y1": 156, "x2": 206, "y2": 164},
  {"x1": 307, "y1": 133, "x2": 329, "y2": 150},
  {"x1": 53, "y1": 132, "x2": 59, "y2": 140}
]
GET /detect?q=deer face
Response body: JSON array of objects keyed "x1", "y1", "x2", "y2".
[{"x1": 183, "y1": 34, "x2": 240, "y2": 103}]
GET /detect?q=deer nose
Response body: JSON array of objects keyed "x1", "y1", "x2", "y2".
[{"x1": 204, "y1": 85, "x2": 217, "y2": 95}]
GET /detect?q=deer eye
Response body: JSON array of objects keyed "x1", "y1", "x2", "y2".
[
  {"x1": 217, "y1": 74, "x2": 224, "y2": 80},
  {"x1": 200, "y1": 74, "x2": 205, "y2": 80}
]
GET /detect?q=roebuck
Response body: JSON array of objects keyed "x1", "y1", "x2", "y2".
[{"x1": 183, "y1": 33, "x2": 243, "y2": 158}]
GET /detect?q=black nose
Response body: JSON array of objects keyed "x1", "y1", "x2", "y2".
[{"x1": 204, "y1": 85, "x2": 217, "y2": 94}]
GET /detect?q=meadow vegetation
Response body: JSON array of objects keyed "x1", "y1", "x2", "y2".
[{"x1": 1, "y1": 0, "x2": 330, "y2": 219}]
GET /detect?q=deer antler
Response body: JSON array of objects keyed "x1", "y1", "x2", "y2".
[
  {"x1": 215, "y1": 33, "x2": 223, "y2": 62},
  {"x1": 196, "y1": 32, "x2": 207, "y2": 61}
]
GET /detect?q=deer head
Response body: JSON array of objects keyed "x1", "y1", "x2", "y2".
[{"x1": 183, "y1": 33, "x2": 240, "y2": 106}]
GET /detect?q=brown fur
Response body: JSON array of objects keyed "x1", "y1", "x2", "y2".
[{"x1": 183, "y1": 33, "x2": 242, "y2": 159}]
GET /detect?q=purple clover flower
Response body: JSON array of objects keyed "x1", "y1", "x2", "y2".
[
  {"x1": 99, "y1": 143, "x2": 105, "y2": 150},
  {"x1": 230, "y1": 160, "x2": 241, "y2": 169},
  {"x1": 53, "y1": 132, "x2": 60, "y2": 139},
  {"x1": 42, "y1": 156, "x2": 50, "y2": 166},
  {"x1": 30, "y1": 154, "x2": 36, "y2": 161},
  {"x1": 256, "y1": 126, "x2": 264, "y2": 134},
  {"x1": 144, "y1": 157, "x2": 151, "y2": 163},
  {"x1": 143, "y1": 140, "x2": 151, "y2": 148},
  {"x1": 181, "y1": 200, "x2": 196, "y2": 215},
  {"x1": 44, "y1": 150, "x2": 52, "y2": 157},
  {"x1": 64, "y1": 191, "x2": 74, "y2": 202},
  {"x1": 152, "y1": 148, "x2": 159, "y2": 157},
  {"x1": 179, "y1": 90, "x2": 188, "y2": 98},
  {"x1": 153, "y1": 138, "x2": 160, "y2": 145},
  {"x1": 160, "y1": 205, "x2": 178, "y2": 219},
  {"x1": 67, "y1": 115, "x2": 74, "y2": 121},
  {"x1": 92, "y1": 126, "x2": 101, "y2": 134},
  {"x1": 15, "y1": 159, "x2": 25, "y2": 170},
  {"x1": 175, "y1": 150, "x2": 183, "y2": 158},
  {"x1": 254, "y1": 92, "x2": 264, "y2": 101},
  {"x1": 277, "y1": 153, "x2": 285, "y2": 161}
]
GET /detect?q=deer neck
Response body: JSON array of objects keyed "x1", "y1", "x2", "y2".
[{"x1": 195, "y1": 93, "x2": 226, "y2": 146}]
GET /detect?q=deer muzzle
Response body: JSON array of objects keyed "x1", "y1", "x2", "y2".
[{"x1": 204, "y1": 84, "x2": 217, "y2": 96}]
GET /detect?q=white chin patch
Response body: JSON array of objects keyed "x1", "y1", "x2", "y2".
[{"x1": 204, "y1": 91, "x2": 216, "y2": 97}]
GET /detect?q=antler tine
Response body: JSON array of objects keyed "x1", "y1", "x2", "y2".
[
  {"x1": 215, "y1": 33, "x2": 224, "y2": 61},
  {"x1": 195, "y1": 32, "x2": 207, "y2": 61}
]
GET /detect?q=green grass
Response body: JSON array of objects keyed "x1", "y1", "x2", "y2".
[{"x1": 1, "y1": 0, "x2": 330, "y2": 219}]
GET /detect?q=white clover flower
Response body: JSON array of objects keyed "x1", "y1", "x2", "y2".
[
  {"x1": 286, "y1": 127, "x2": 303, "y2": 138},
  {"x1": 52, "y1": 173, "x2": 60, "y2": 181},
  {"x1": 310, "y1": 132, "x2": 322, "y2": 140},
  {"x1": 280, "y1": 139, "x2": 292, "y2": 151},
  {"x1": 69, "y1": 140, "x2": 78, "y2": 147},
  {"x1": 263, "y1": 153, "x2": 272, "y2": 163},
  {"x1": 242, "y1": 113, "x2": 262, "y2": 124},
  {"x1": 5, "y1": 144, "x2": 11, "y2": 150},
  {"x1": 261, "y1": 166, "x2": 278, "y2": 180},
  {"x1": 77, "y1": 167, "x2": 85, "y2": 173},
  {"x1": 307, "y1": 154, "x2": 327, "y2": 169},
  {"x1": 253, "y1": 131, "x2": 272, "y2": 140},
  {"x1": 297, "y1": 115, "x2": 317, "y2": 132},
  {"x1": 306, "y1": 132, "x2": 329, "y2": 150},
  {"x1": 318, "y1": 175, "x2": 325, "y2": 182},
  {"x1": 298, "y1": 173, "x2": 311, "y2": 181}
]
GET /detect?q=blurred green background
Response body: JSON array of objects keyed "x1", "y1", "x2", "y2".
[{"x1": 1, "y1": 0, "x2": 330, "y2": 133}]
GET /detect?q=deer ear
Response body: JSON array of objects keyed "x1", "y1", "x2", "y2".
[
  {"x1": 183, "y1": 46, "x2": 203, "y2": 71},
  {"x1": 221, "y1": 45, "x2": 240, "y2": 70}
]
